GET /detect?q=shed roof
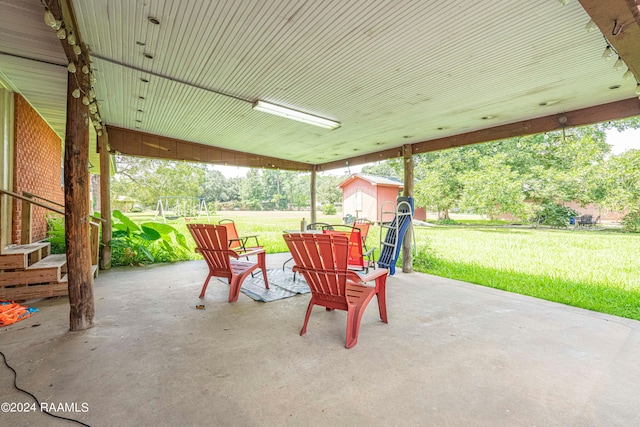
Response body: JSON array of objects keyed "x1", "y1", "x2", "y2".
[{"x1": 338, "y1": 174, "x2": 403, "y2": 189}]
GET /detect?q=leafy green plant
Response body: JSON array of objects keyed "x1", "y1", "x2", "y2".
[
  {"x1": 621, "y1": 211, "x2": 640, "y2": 233},
  {"x1": 111, "y1": 210, "x2": 189, "y2": 266},
  {"x1": 322, "y1": 203, "x2": 337, "y2": 215},
  {"x1": 533, "y1": 203, "x2": 578, "y2": 228},
  {"x1": 395, "y1": 241, "x2": 439, "y2": 271},
  {"x1": 45, "y1": 214, "x2": 66, "y2": 254},
  {"x1": 412, "y1": 243, "x2": 439, "y2": 270}
]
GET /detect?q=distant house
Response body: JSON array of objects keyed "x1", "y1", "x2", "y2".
[{"x1": 338, "y1": 174, "x2": 426, "y2": 222}]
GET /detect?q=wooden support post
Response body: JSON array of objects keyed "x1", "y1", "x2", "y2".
[
  {"x1": 310, "y1": 167, "x2": 317, "y2": 224},
  {"x1": 20, "y1": 196, "x2": 32, "y2": 244},
  {"x1": 64, "y1": 70, "x2": 95, "y2": 331},
  {"x1": 0, "y1": 194, "x2": 3, "y2": 255},
  {"x1": 99, "y1": 133, "x2": 112, "y2": 270},
  {"x1": 402, "y1": 144, "x2": 413, "y2": 273}
]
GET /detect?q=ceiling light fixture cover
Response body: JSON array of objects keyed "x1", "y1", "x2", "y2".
[{"x1": 252, "y1": 100, "x2": 340, "y2": 129}]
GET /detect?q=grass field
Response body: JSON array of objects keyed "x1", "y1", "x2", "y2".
[
  {"x1": 124, "y1": 210, "x2": 640, "y2": 321},
  {"x1": 413, "y1": 226, "x2": 640, "y2": 321}
]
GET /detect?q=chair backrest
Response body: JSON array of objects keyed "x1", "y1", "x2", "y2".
[
  {"x1": 353, "y1": 219, "x2": 372, "y2": 249},
  {"x1": 187, "y1": 224, "x2": 233, "y2": 277},
  {"x1": 322, "y1": 225, "x2": 364, "y2": 268},
  {"x1": 353, "y1": 219, "x2": 371, "y2": 240},
  {"x1": 284, "y1": 233, "x2": 350, "y2": 300},
  {"x1": 307, "y1": 222, "x2": 333, "y2": 231},
  {"x1": 218, "y1": 219, "x2": 241, "y2": 250}
]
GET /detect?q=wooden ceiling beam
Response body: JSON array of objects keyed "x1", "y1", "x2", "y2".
[
  {"x1": 318, "y1": 97, "x2": 640, "y2": 171},
  {"x1": 579, "y1": 0, "x2": 640, "y2": 81},
  {"x1": 107, "y1": 126, "x2": 313, "y2": 172}
]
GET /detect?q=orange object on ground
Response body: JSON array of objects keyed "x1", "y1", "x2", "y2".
[
  {"x1": 0, "y1": 301, "x2": 38, "y2": 326},
  {"x1": 284, "y1": 232, "x2": 388, "y2": 349},
  {"x1": 187, "y1": 224, "x2": 269, "y2": 302}
]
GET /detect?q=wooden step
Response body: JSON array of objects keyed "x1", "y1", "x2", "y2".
[
  {"x1": 0, "y1": 253, "x2": 101, "y2": 301},
  {"x1": 0, "y1": 242, "x2": 51, "y2": 270},
  {"x1": 0, "y1": 282, "x2": 68, "y2": 301},
  {"x1": 59, "y1": 264, "x2": 99, "y2": 283},
  {"x1": 0, "y1": 254, "x2": 66, "y2": 287}
]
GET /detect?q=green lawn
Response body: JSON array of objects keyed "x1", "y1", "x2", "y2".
[
  {"x1": 413, "y1": 226, "x2": 640, "y2": 321},
  {"x1": 125, "y1": 210, "x2": 344, "y2": 255},
  {"x1": 124, "y1": 210, "x2": 640, "y2": 321}
]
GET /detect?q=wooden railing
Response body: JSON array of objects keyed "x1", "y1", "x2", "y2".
[
  {"x1": 23, "y1": 191, "x2": 65, "y2": 208},
  {"x1": 0, "y1": 189, "x2": 103, "y2": 264}
]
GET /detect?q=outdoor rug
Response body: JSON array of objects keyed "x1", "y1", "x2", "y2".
[{"x1": 236, "y1": 268, "x2": 310, "y2": 302}]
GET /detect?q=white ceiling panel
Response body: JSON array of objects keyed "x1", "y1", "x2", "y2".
[{"x1": 1, "y1": 0, "x2": 638, "y2": 169}]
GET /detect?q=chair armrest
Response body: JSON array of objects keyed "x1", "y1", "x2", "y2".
[
  {"x1": 239, "y1": 235, "x2": 260, "y2": 246},
  {"x1": 233, "y1": 247, "x2": 265, "y2": 258},
  {"x1": 235, "y1": 245, "x2": 264, "y2": 255},
  {"x1": 360, "y1": 268, "x2": 388, "y2": 283},
  {"x1": 346, "y1": 268, "x2": 388, "y2": 284}
]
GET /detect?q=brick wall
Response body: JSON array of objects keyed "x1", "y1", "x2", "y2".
[{"x1": 12, "y1": 94, "x2": 64, "y2": 243}]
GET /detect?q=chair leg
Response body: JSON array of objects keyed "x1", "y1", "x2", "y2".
[
  {"x1": 257, "y1": 252, "x2": 269, "y2": 288},
  {"x1": 199, "y1": 275, "x2": 213, "y2": 298},
  {"x1": 345, "y1": 304, "x2": 367, "y2": 349},
  {"x1": 228, "y1": 276, "x2": 241, "y2": 303},
  {"x1": 376, "y1": 287, "x2": 389, "y2": 323},
  {"x1": 376, "y1": 279, "x2": 388, "y2": 323},
  {"x1": 300, "y1": 300, "x2": 315, "y2": 336}
]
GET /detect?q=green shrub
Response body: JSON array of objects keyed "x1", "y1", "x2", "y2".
[
  {"x1": 396, "y1": 241, "x2": 439, "y2": 271},
  {"x1": 45, "y1": 214, "x2": 66, "y2": 254},
  {"x1": 322, "y1": 203, "x2": 337, "y2": 215},
  {"x1": 533, "y1": 204, "x2": 578, "y2": 228},
  {"x1": 622, "y1": 211, "x2": 640, "y2": 233},
  {"x1": 436, "y1": 218, "x2": 457, "y2": 225}
]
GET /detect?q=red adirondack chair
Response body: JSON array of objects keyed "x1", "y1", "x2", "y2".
[
  {"x1": 322, "y1": 225, "x2": 375, "y2": 272},
  {"x1": 218, "y1": 219, "x2": 260, "y2": 253},
  {"x1": 284, "y1": 232, "x2": 388, "y2": 349},
  {"x1": 188, "y1": 224, "x2": 269, "y2": 302},
  {"x1": 353, "y1": 219, "x2": 372, "y2": 250}
]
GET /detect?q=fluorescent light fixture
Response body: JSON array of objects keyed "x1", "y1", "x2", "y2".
[{"x1": 252, "y1": 100, "x2": 340, "y2": 129}]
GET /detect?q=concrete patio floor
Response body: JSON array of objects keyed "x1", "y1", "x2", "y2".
[{"x1": 1, "y1": 253, "x2": 639, "y2": 426}]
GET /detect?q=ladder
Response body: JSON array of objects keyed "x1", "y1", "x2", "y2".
[{"x1": 378, "y1": 196, "x2": 415, "y2": 275}]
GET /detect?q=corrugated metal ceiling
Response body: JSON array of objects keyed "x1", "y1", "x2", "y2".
[{"x1": 0, "y1": 0, "x2": 636, "y2": 169}]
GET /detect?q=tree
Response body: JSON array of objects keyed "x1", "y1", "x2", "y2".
[
  {"x1": 414, "y1": 156, "x2": 463, "y2": 219},
  {"x1": 112, "y1": 157, "x2": 206, "y2": 208},
  {"x1": 460, "y1": 154, "x2": 529, "y2": 220},
  {"x1": 361, "y1": 159, "x2": 403, "y2": 179},
  {"x1": 240, "y1": 169, "x2": 266, "y2": 210},
  {"x1": 317, "y1": 174, "x2": 344, "y2": 206},
  {"x1": 414, "y1": 146, "x2": 483, "y2": 219},
  {"x1": 289, "y1": 172, "x2": 310, "y2": 209},
  {"x1": 201, "y1": 169, "x2": 227, "y2": 204},
  {"x1": 600, "y1": 149, "x2": 640, "y2": 213}
]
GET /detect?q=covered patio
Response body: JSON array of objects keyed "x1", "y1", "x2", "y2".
[
  {"x1": 2, "y1": 1, "x2": 640, "y2": 424},
  {"x1": 2, "y1": 253, "x2": 640, "y2": 426}
]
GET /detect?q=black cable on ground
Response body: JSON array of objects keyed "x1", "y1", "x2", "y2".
[{"x1": 0, "y1": 349, "x2": 91, "y2": 427}]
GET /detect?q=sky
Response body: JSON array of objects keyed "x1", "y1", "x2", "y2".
[
  {"x1": 212, "y1": 129, "x2": 639, "y2": 178},
  {"x1": 605, "y1": 128, "x2": 640, "y2": 155}
]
